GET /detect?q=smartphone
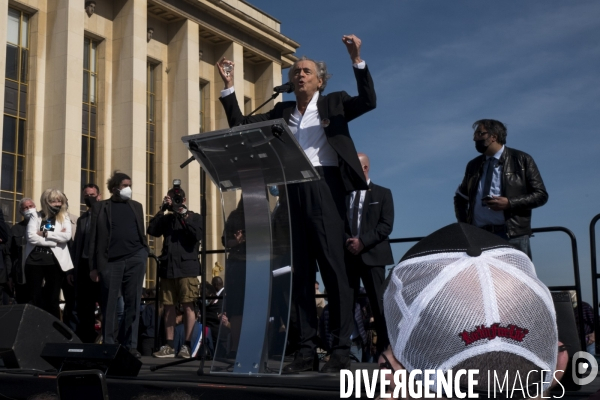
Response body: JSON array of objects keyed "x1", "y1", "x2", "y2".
[
  {"x1": 481, "y1": 195, "x2": 494, "y2": 206},
  {"x1": 57, "y1": 370, "x2": 109, "y2": 400}
]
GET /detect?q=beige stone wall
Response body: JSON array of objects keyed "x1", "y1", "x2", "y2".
[
  {"x1": 167, "y1": 19, "x2": 200, "y2": 213},
  {"x1": 85, "y1": 0, "x2": 114, "y2": 196},
  {"x1": 0, "y1": 6, "x2": 7, "y2": 147},
  {"x1": 2, "y1": 0, "x2": 298, "y2": 283}
]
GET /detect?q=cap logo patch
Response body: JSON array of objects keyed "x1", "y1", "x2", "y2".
[{"x1": 460, "y1": 323, "x2": 529, "y2": 346}]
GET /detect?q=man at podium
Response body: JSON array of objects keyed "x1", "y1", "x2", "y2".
[{"x1": 217, "y1": 34, "x2": 376, "y2": 373}]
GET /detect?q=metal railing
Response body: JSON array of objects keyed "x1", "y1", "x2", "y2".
[
  {"x1": 530, "y1": 227, "x2": 585, "y2": 350},
  {"x1": 145, "y1": 224, "x2": 587, "y2": 354},
  {"x1": 373, "y1": 227, "x2": 586, "y2": 350}
]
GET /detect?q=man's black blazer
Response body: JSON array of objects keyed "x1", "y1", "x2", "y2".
[
  {"x1": 219, "y1": 66, "x2": 377, "y2": 193},
  {"x1": 88, "y1": 199, "x2": 148, "y2": 272},
  {"x1": 351, "y1": 182, "x2": 395, "y2": 266},
  {"x1": 71, "y1": 211, "x2": 90, "y2": 270}
]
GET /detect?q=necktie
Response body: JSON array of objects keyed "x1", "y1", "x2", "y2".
[
  {"x1": 351, "y1": 191, "x2": 360, "y2": 237},
  {"x1": 482, "y1": 157, "x2": 496, "y2": 197}
]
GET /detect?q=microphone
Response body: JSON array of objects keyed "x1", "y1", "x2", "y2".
[{"x1": 273, "y1": 82, "x2": 295, "y2": 93}]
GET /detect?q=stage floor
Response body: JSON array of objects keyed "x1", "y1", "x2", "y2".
[{"x1": 1, "y1": 356, "x2": 600, "y2": 399}]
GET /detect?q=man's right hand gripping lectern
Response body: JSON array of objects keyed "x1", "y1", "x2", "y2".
[{"x1": 182, "y1": 119, "x2": 319, "y2": 375}]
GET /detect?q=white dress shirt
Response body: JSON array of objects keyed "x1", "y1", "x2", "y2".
[
  {"x1": 348, "y1": 179, "x2": 370, "y2": 238},
  {"x1": 220, "y1": 61, "x2": 367, "y2": 166},
  {"x1": 474, "y1": 146, "x2": 506, "y2": 227}
]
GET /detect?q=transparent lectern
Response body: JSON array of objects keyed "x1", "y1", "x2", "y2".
[{"x1": 181, "y1": 119, "x2": 319, "y2": 375}]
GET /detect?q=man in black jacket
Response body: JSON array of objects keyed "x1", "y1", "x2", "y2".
[
  {"x1": 72, "y1": 183, "x2": 102, "y2": 343},
  {"x1": 88, "y1": 171, "x2": 148, "y2": 358},
  {"x1": 454, "y1": 119, "x2": 548, "y2": 259},
  {"x1": 148, "y1": 184, "x2": 202, "y2": 359},
  {"x1": 346, "y1": 153, "x2": 394, "y2": 356},
  {"x1": 216, "y1": 34, "x2": 376, "y2": 373}
]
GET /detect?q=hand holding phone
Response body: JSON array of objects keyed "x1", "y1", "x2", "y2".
[{"x1": 482, "y1": 195, "x2": 494, "y2": 206}]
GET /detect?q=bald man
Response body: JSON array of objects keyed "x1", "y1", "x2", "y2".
[{"x1": 346, "y1": 153, "x2": 394, "y2": 356}]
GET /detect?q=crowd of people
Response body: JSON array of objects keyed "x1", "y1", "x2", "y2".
[
  {"x1": 0, "y1": 32, "x2": 586, "y2": 398},
  {"x1": 0, "y1": 173, "x2": 149, "y2": 358}
]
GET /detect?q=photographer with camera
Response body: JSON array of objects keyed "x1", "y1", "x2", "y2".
[{"x1": 148, "y1": 180, "x2": 203, "y2": 359}]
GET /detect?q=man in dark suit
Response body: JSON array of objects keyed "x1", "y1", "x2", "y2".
[
  {"x1": 72, "y1": 183, "x2": 102, "y2": 343},
  {"x1": 88, "y1": 171, "x2": 148, "y2": 358},
  {"x1": 216, "y1": 34, "x2": 376, "y2": 372},
  {"x1": 346, "y1": 153, "x2": 394, "y2": 356}
]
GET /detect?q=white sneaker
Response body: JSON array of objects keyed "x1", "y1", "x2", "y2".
[{"x1": 152, "y1": 345, "x2": 175, "y2": 358}]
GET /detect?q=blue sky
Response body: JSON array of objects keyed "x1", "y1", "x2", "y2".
[{"x1": 248, "y1": 1, "x2": 600, "y2": 302}]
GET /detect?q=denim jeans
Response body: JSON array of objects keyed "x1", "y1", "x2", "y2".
[{"x1": 497, "y1": 233, "x2": 532, "y2": 260}]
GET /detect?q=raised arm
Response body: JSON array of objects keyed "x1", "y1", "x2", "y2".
[{"x1": 340, "y1": 35, "x2": 376, "y2": 122}]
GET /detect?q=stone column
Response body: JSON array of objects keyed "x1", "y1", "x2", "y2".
[
  {"x1": 42, "y1": 0, "x2": 85, "y2": 204},
  {"x1": 254, "y1": 62, "x2": 282, "y2": 112},
  {"x1": 167, "y1": 19, "x2": 200, "y2": 212},
  {"x1": 111, "y1": 0, "x2": 147, "y2": 206}
]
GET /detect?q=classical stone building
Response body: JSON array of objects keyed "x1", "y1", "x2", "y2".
[{"x1": 1, "y1": 0, "x2": 299, "y2": 285}]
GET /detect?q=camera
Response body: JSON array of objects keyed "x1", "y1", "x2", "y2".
[{"x1": 171, "y1": 179, "x2": 184, "y2": 208}]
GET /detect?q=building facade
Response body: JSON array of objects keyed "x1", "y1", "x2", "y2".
[{"x1": 1, "y1": 0, "x2": 299, "y2": 286}]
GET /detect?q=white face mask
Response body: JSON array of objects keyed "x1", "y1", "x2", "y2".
[
  {"x1": 22, "y1": 208, "x2": 37, "y2": 218},
  {"x1": 119, "y1": 186, "x2": 132, "y2": 201}
]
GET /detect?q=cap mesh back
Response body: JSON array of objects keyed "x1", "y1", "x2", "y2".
[{"x1": 385, "y1": 247, "x2": 558, "y2": 391}]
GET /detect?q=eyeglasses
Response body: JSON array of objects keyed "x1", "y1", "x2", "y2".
[
  {"x1": 473, "y1": 130, "x2": 490, "y2": 138},
  {"x1": 558, "y1": 344, "x2": 568, "y2": 353}
]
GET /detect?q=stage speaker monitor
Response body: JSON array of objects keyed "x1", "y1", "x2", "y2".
[
  {"x1": 41, "y1": 343, "x2": 142, "y2": 377},
  {"x1": 0, "y1": 304, "x2": 80, "y2": 371},
  {"x1": 551, "y1": 291, "x2": 583, "y2": 393}
]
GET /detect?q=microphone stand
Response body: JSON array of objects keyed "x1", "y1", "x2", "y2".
[
  {"x1": 247, "y1": 92, "x2": 279, "y2": 118},
  {"x1": 179, "y1": 91, "x2": 283, "y2": 169},
  {"x1": 166, "y1": 88, "x2": 285, "y2": 375}
]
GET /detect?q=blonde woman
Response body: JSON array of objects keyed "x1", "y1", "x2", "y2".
[{"x1": 23, "y1": 188, "x2": 74, "y2": 318}]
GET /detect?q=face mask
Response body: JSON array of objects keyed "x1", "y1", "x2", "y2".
[
  {"x1": 269, "y1": 186, "x2": 279, "y2": 197},
  {"x1": 475, "y1": 139, "x2": 489, "y2": 154},
  {"x1": 22, "y1": 208, "x2": 36, "y2": 219},
  {"x1": 119, "y1": 186, "x2": 132, "y2": 201},
  {"x1": 84, "y1": 196, "x2": 98, "y2": 207},
  {"x1": 48, "y1": 204, "x2": 61, "y2": 214},
  {"x1": 175, "y1": 204, "x2": 188, "y2": 215}
]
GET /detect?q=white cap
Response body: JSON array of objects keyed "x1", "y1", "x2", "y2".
[{"x1": 384, "y1": 223, "x2": 558, "y2": 393}]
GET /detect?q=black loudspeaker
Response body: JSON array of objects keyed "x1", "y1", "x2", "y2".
[
  {"x1": 551, "y1": 291, "x2": 582, "y2": 392},
  {"x1": 41, "y1": 343, "x2": 142, "y2": 377},
  {"x1": 0, "y1": 304, "x2": 80, "y2": 371}
]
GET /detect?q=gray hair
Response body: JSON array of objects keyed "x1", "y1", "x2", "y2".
[
  {"x1": 288, "y1": 56, "x2": 332, "y2": 93},
  {"x1": 19, "y1": 197, "x2": 35, "y2": 209}
]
